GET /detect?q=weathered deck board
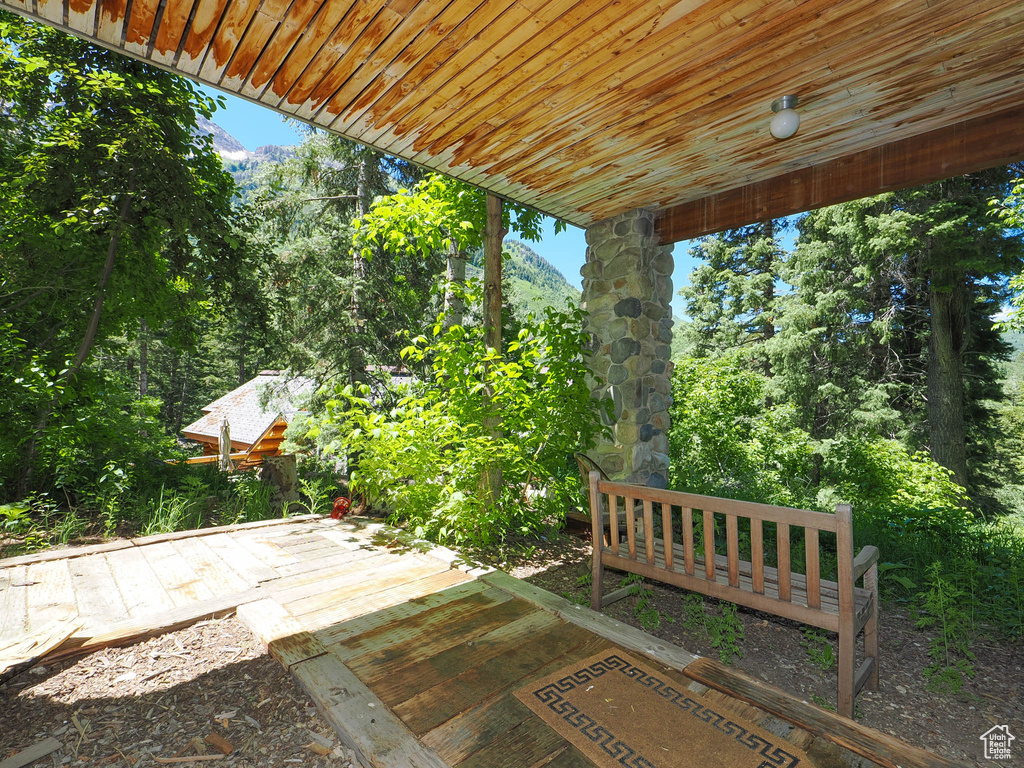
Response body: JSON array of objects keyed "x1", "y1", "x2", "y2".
[
  {"x1": 395, "y1": 619, "x2": 610, "y2": 736},
  {"x1": 454, "y1": 711, "x2": 567, "y2": 768},
  {"x1": 201, "y1": 532, "x2": 280, "y2": 583},
  {"x1": 290, "y1": 651, "x2": 450, "y2": 768},
  {"x1": 265, "y1": 550, "x2": 399, "y2": 605},
  {"x1": 25, "y1": 559, "x2": 76, "y2": 633},
  {"x1": 422, "y1": 693, "x2": 539, "y2": 766},
  {"x1": 327, "y1": 584, "x2": 513, "y2": 664},
  {"x1": 236, "y1": 597, "x2": 329, "y2": 669},
  {"x1": 421, "y1": 631, "x2": 615, "y2": 755},
  {"x1": 370, "y1": 608, "x2": 562, "y2": 706},
  {"x1": 265, "y1": 535, "x2": 339, "y2": 557},
  {"x1": 231, "y1": 530, "x2": 302, "y2": 569},
  {"x1": 138, "y1": 541, "x2": 217, "y2": 607},
  {"x1": 294, "y1": 569, "x2": 473, "y2": 631},
  {"x1": 0, "y1": 565, "x2": 29, "y2": 642},
  {"x1": 351, "y1": 600, "x2": 554, "y2": 692},
  {"x1": 106, "y1": 546, "x2": 179, "y2": 618},
  {"x1": 68, "y1": 553, "x2": 130, "y2": 627},
  {"x1": 282, "y1": 557, "x2": 453, "y2": 619},
  {"x1": 314, "y1": 578, "x2": 495, "y2": 648},
  {"x1": 271, "y1": 544, "x2": 379, "y2": 578},
  {"x1": 171, "y1": 537, "x2": 252, "y2": 596},
  {"x1": 303, "y1": 526, "x2": 362, "y2": 551}
]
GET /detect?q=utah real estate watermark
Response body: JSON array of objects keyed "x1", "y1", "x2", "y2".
[{"x1": 980, "y1": 725, "x2": 1015, "y2": 760}]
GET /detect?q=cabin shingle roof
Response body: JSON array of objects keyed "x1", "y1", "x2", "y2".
[{"x1": 182, "y1": 372, "x2": 315, "y2": 447}]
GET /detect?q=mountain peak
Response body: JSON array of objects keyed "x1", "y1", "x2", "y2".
[{"x1": 194, "y1": 116, "x2": 294, "y2": 164}]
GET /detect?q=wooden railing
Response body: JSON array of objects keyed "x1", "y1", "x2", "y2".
[{"x1": 588, "y1": 472, "x2": 879, "y2": 719}]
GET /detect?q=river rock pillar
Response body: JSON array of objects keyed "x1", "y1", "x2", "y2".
[{"x1": 581, "y1": 209, "x2": 674, "y2": 487}]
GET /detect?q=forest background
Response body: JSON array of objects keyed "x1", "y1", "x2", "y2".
[{"x1": 2, "y1": 12, "x2": 1023, "y2": 693}]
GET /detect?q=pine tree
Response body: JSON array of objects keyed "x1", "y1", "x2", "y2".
[{"x1": 679, "y1": 221, "x2": 782, "y2": 374}]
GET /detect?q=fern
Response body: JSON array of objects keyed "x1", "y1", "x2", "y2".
[{"x1": 916, "y1": 561, "x2": 976, "y2": 694}]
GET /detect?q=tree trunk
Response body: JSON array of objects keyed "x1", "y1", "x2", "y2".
[
  {"x1": 175, "y1": 353, "x2": 190, "y2": 434},
  {"x1": 349, "y1": 155, "x2": 371, "y2": 386},
  {"x1": 927, "y1": 271, "x2": 969, "y2": 488},
  {"x1": 481, "y1": 195, "x2": 508, "y2": 503},
  {"x1": 443, "y1": 241, "x2": 467, "y2": 330},
  {"x1": 67, "y1": 173, "x2": 136, "y2": 381},
  {"x1": 237, "y1": 333, "x2": 246, "y2": 385},
  {"x1": 19, "y1": 175, "x2": 135, "y2": 495},
  {"x1": 483, "y1": 196, "x2": 505, "y2": 355},
  {"x1": 166, "y1": 354, "x2": 179, "y2": 430},
  {"x1": 760, "y1": 219, "x2": 776, "y2": 381},
  {"x1": 139, "y1": 318, "x2": 148, "y2": 397}
]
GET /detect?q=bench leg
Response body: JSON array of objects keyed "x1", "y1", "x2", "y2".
[
  {"x1": 864, "y1": 566, "x2": 879, "y2": 692},
  {"x1": 588, "y1": 472, "x2": 607, "y2": 612},
  {"x1": 838, "y1": 625, "x2": 855, "y2": 719},
  {"x1": 591, "y1": 549, "x2": 603, "y2": 611},
  {"x1": 864, "y1": 614, "x2": 879, "y2": 693}
]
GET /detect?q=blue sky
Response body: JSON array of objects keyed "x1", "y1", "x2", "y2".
[{"x1": 203, "y1": 86, "x2": 704, "y2": 315}]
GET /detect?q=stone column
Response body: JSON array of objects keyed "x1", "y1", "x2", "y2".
[{"x1": 581, "y1": 209, "x2": 674, "y2": 488}]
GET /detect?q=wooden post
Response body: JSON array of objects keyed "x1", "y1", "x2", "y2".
[
  {"x1": 805, "y1": 527, "x2": 821, "y2": 609},
  {"x1": 483, "y1": 194, "x2": 505, "y2": 355},
  {"x1": 835, "y1": 503, "x2": 855, "y2": 718},
  {"x1": 482, "y1": 194, "x2": 507, "y2": 503},
  {"x1": 643, "y1": 499, "x2": 655, "y2": 564}
]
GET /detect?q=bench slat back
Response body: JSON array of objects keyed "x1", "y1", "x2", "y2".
[
  {"x1": 591, "y1": 474, "x2": 847, "y2": 620},
  {"x1": 597, "y1": 479, "x2": 839, "y2": 532}
]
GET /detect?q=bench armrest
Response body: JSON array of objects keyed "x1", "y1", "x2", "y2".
[{"x1": 852, "y1": 545, "x2": 879, "y2": 582}]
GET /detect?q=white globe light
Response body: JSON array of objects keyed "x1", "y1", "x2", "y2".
[{"x1": 770, "y1": 108, "x2": 800, "y2": 140}]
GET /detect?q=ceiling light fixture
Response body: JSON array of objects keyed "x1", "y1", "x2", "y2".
[{"x1": 769, "y1": 95, "x2": 800, "y2": 140}]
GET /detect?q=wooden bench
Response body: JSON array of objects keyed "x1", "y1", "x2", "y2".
[{"x1": 586, "y1": 472, "x2": 879, "y2": 719}]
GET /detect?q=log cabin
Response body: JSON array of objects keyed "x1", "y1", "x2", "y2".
[{"x1": 181, "y1": 370, "x2": 314, "y2": 467}]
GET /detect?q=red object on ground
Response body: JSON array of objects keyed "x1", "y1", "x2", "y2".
[{"x1": 331, "y1": 497, "x2": 351, "y2": 519}]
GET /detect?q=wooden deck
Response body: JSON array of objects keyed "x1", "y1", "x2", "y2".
[
  {"x1": 0, "y1": 517, "x2": 958, "y2": 768},
  {"x1": 0, "y1": 514, "x2": 476, "y2": 674}
]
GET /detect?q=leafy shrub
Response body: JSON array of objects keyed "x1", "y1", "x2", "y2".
[
  {"x1": 706, "y1": 602, "x2": 745, "y2": 665},
  {"x1": 296, "y1": 475, "x2": 335, "y2": 516},
  {"x1": 303, "y1": 302, "x2": 606, "y2": 548},
  {"x1": 816, "y1": 438, "x2": 969, "y2": 533},
  {"x1": 668, "y1": 354, "x2": 1024, "y2": 684},
  {"x1": 669, "y1": 354, "x2": 814, "y2": 507}
]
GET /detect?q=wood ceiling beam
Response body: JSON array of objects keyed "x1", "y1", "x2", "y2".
[{"x1": 655, "y1": 104, "x2": 1024, "y2": 245}]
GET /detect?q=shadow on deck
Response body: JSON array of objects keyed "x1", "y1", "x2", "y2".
[{"x1": 0, "y1": 517, "x2": 957, "y2": 768}]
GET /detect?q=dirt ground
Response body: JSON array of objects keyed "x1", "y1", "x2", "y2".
[
  {"x1": 505, "y1": 532, "x2": 1023, "y2": 768},
  {"x1": 0, "y1": 618, "x2": 364, "y2": 768}
]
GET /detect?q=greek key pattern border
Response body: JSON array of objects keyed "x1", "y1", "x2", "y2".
[{"x1": 530, "y1": 654, "x2": 801, "y2": 768}]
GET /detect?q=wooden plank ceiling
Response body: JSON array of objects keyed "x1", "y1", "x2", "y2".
[{"x1": 2, "y1": 0, "x2": 1023, "y2": 236}]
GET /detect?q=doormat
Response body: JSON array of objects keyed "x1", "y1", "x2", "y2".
[{"x1": 514, "y1": 650, "x2": 805, "y2": 768}]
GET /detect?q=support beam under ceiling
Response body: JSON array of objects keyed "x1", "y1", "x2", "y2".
[{"x1": 655, "y1": 104, "x2": 1024, "y2": 244}]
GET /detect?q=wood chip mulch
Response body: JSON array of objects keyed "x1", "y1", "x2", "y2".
[{"x1": 0, "y1": 617, "x2": 366, "y2": 768}]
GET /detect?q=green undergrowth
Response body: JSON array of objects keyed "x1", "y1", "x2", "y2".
[
  {"x1": 668, "y1": 355, "x2": 1024, "y2": 695},
  {"x1": 0, "y1": 461, "x2": 336, "y2": 558}
]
